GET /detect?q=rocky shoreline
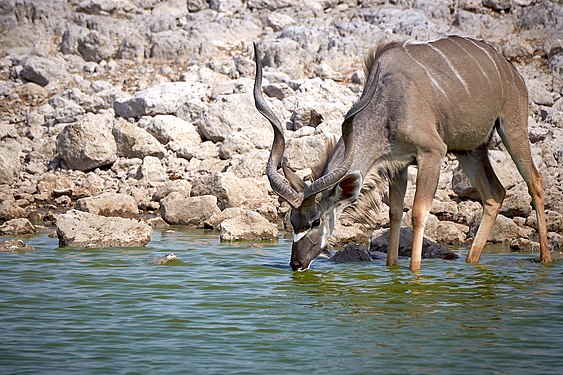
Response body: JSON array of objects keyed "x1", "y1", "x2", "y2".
[{"x1": 0, "y1": 1, "x2": 561, "y2": 257}]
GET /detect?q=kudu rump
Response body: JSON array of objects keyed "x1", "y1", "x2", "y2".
[{"x1": 253, "y1": 35, "x2": 551, "y2": 272}]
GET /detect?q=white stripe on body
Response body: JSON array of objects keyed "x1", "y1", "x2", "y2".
[
  {"x1": 427, "y1": 44, "x2": 470, "y2": 94},
  {"x1": 466, "y1": 38, "x2": 504, "y2": 101},
  {"x1": 403, "y1": 44, "x2": 448, "y2": 98},
  {"x1": 448, "y1": 37, "x2": 494, "y2": 91}
]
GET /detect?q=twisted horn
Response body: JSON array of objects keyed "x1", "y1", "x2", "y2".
[
  {"x1": 253, "y1": 42, "x2": 303, "y2": 208},
  {"x1": 304, "y1": 62, "x2": 381, "y2": 198}
]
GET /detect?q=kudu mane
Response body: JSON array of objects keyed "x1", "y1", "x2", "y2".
[
  {"x1": 309, "y1": 137, "x2": 336, "y2": 181},
  {"x1": 363, "y1": 41, "x2": 401, "y2": 81}
]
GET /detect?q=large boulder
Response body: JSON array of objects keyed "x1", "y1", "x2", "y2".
[
  {"x1": 56, "y1": 210, "x2": 152, "y2": 248},
  {"x1": 227, "y1": 150, "x2": 270, "y2": 179},
  {"x1": 137, "y1": 156, "x2": 168, "y2": 182},
  {"x1": 151, "y1": 180, "x2": 192, "y2": 202},
  {"x1": 0, "y1": 200, "x2": 27, "y2": 222},
  {"x1": 56, "y1": 113, "x2": 117, "y2": 171},
  {"x1": 160, "y1": 193, "x2": 221, "y2": 227},
  {"x1": 0, "y1": 218, "x2": 35, "y2": 235},
  {"x1": 200, "y1": 93, "x2": 273, "y2": 148},
  {"x1": 191, "y1": 171, "x2": 271, "y2": 210},
  {"x1": 35, "y1": 173, "x2": 75, "y2": 199},
  {"x1": 112, "y1": 119, "x2": 166, "y2": 159},
  {"x1": 0, "y1": 146, "x2": 21, "y2": 186},
  {"x1": 500, "y1": 188, "x2": 533, "y2": 218},
  {"x1": 218, "y1": 133, "x2": 256, "y2": 160},
  {"x1": 422, "y1": 214, "x2": 468, "y2": 245},
  {"x1": 455, "y1": 200, "x2": 482, "y2": 226},
  {"x1": 18, "y1": 55, "x2": 67, "y2": 87},
  {"x1": 143, "y1": 115, "x2": 201, "y2": 153},
  {"x1": 204, "y1": 207, "x2": 247, "y2": 230},
  {"x1": 181, "y1": 141, "x2": 219, "y2": 161},
  {"x1": 219, "y1": 210, "x2": 279, "y2": 241},
  {"x1": 77, "y1": 30, "x2": 116, "y2": 62},
  {"x1": 284, "y1": 134, "x2": 330, "y2": 170},
  {"x1": 113, "y1": 82, "x2": 207, "y2": 118},
  {"x1": 544, "y1": 210, "x2": 563, "y2": 233},
  {"x1": 75, "y1": 192, "x2": 139, "y2": 218},
  {"x1": 451, "y1": 166, "x2": 480, "y2": 200}
]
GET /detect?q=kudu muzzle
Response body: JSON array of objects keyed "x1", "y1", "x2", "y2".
[{"x1": 290, "y1": 229, "x2": 325, "y2": 271}]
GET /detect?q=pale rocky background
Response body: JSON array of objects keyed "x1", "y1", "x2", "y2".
[{"x1": 0, "y1": 0, "x2": 561, "y2": 255}]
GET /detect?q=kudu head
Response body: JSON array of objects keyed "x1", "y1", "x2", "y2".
[{"x1": 253, "y1": 43, "x2": 379, "y2": 271}]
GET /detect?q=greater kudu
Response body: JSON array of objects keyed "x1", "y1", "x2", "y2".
[{"x1": 253, "y1": 35, "x2": 551, "y2": 271}]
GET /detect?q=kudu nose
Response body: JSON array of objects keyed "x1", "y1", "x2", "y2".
[{"x1": 289, "y1": 259, "x2": 304, "y2": 271}]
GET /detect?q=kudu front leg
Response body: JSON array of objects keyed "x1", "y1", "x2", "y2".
[
  {"x1": 387, "y1": 168, "x2": 408, "y2": 266},
  {"x1": 410, "y1": 151, "x2": 445, "y2": 272}
]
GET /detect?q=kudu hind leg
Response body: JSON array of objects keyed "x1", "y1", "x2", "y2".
[
  {"x1": 525, "y1": 164, "x2": 550, "y2": 262},
  {"x1": 457, "y1": 150, "x2": 506, "y2": 264},
  {"x1": 497, "y1": 124, "x2": 551, "y2": 262},
  {"x1": 387, "y1": 168, "x2": 408, "y2": 266}
]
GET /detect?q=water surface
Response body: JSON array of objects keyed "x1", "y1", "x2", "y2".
[{"x1": 1, "y1": 229, "x2": 561, "y2": 374}]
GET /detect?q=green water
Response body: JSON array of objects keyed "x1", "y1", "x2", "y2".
[{"x1": 0, "y1": 229, "x2": 561, "y2": 374}]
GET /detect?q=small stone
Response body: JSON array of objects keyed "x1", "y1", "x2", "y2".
[{"x1": 151, "y1": 252, "x2": 178, "y2": 265}]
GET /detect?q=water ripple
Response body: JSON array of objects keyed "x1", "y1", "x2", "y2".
[{"x1": 0, "y1": 229, "x2": 561, "y2": 374}]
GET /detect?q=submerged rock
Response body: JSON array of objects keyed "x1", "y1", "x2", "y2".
[
  {"x1": 330, "y1": 243, "x2": 373, "y2": 263},
  {"x1": 0, "y1": 240, "x2": 34, "y2": 252},
  {"x1": 151, "y1": 252, "x2": 178, "y2": 265},
  {"x1": 370, "y1": 227, "x2": 459, "y2": 260}
]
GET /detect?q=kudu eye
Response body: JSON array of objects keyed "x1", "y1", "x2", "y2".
[{"x1": 311, "y1": 218, "x2": 321, "y2": 228}]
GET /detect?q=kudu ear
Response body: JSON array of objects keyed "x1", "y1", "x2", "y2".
[
  {"x1": 281, "y1": 157, "x2": 306, "y2": 193},
  {"x1": 328, "y1": 171, "x2": 363, "y2": 204}
]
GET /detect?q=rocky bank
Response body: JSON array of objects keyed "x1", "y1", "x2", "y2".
[{"x1": 0, "y1": 0, "x2": 561, "y2": 254}]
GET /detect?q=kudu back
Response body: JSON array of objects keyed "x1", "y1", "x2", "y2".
[{"x1": 253, "y1": 35, "x2": 551, "y2": 271}]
